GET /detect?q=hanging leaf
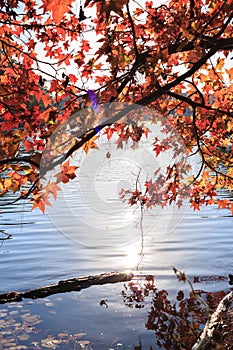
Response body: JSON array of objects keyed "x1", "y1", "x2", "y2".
[{"x1": 82, "y1": 135, "x2": 99, "y2": 154}]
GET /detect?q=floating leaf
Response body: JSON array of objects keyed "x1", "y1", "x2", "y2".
[{"x1": 17, "y1": 333, "x2": 30, "y2": 341}]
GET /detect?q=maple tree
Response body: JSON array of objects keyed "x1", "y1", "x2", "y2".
[{"x1": 0, "y1": 0, "x2": 233, "y2": 213}]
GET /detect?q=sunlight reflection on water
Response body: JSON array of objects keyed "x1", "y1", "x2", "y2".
[{"x1": 0, "y1": 189, "x2": 233, "y2": 349}]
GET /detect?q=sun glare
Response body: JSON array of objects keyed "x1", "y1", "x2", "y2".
[{"x1": 123, "y1": 242, "x2": 143, "y2": 270}]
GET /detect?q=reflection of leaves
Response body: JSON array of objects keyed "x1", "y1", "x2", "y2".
[
  {"x1": 121, "y1": 275, "x2": 156, "y2": 308},
  {"x1": 41, "y1": 336, "x2": 62, "y2": 348},
  {"x1": 146, "y1": 289, "x2": 205, "y2": 349},
  {"x1": 122, "y1": 275, "x2": 233, "y2": 349}
]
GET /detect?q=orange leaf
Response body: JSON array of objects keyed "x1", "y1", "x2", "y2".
[
  {"x1": 226, "y1": 67, "x2": 233, "y2": 81},
  {"x1": 44, "y1": 182, "x2": 61, "y2": 200},
  {"x1": 190, "y1": 201, "x2": 200, "y2": 211},
  {"x1": 217, "y1": 199, "x2": 229, "y2": 209},
  {"x1": 55, "y1": 160, "x2": 78, "y2": 184},
  {"x1": 216, "y1": 57, "x2": 224, "y2": 71},
  {"x1": 32, "y1": 194, "x2": 52, "y2": 213},
  {"x1": 81, "y1": 40, "x2": 91, "y2": 52},
  {"x1": 103, "y1": 127, "x2": 115, "y2": 141},
  {"x1": 228, "y1": 202, "x2": 233, "y2": 216},
  {"x1": 202, "y1": 171, "x2": 210, "y2": 179},
  {"x1": 82, "y1": 135, "x2": 99, "y2": 154},
  {"x1": 42, "y1": 0, "x2": 74, "y2": 23},
  {"x1": 100, "y1": 0, "x2": 128, "y2": 20}
]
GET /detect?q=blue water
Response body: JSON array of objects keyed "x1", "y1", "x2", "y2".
[{"x1": 0, "y1": 175, "x2": 232, "y2": 349}]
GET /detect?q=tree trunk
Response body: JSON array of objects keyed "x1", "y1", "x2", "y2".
[
  {"x1": 192, "y1": 291, "x2": 233, "y2": 350},
  {"x1": 0, "y1": 271, "x2": 133, "y2": 304}
]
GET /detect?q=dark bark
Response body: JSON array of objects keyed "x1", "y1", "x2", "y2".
[
  {"x1": 0, "y1": 271, "x2": 133, "y2": 304},
  {"x1": 192, "y1": 291, "x2": 233, "y2": 350}
]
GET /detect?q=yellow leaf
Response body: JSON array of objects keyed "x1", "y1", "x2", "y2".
[
  {"x1": 3, "y1": 178, "x2": 12, "y2": 189},
  {"x1": 216, "y1": 57, "x2": 224, "y2": 71},
  {"x1": 186, "y1": 175, "x2": 194, "y2": 184},
  {"x1": 227, "y1": 121, "x2": 232, "y2": 132},
  {"x1": 82, "y1": 135, "x2": 99, "y2": 154}
]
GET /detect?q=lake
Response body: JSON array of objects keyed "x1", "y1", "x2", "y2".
[{"x1": 0, "y1": 149, "x2": 233, "y2": 349}]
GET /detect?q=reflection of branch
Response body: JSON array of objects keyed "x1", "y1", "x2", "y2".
[
  {"x1": 131, "y1": 168, "x2": 146, "y2": 271},
  {"x1": 172, "y1": 265, "x2": 210, "y2": 311},
  {"x1": 136, "y1": 204, "x2": 144, "y2": 271},
  {"x1": 0, "y1": 231, "x2": 12, "y2": 241}
]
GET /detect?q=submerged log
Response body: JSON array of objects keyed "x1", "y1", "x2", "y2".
[
  {"x1": 192, "y1": 291, "x2": 233, "y2": 350},
  {"x1": 0, "y1": 271, "x2": 133, "y2": 304}
]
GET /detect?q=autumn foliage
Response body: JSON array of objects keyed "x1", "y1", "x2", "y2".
[{"x1": 0, "y1": 0, "x2": 233, "y2": 213}]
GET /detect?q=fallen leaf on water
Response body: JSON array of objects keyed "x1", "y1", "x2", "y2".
[
  {"x1": 17, "y1": 333, "x2": 30, "y2": 341},
  {"x1": 45, "y1": 302, "x2": 54, "y2": 307},
  {"x1": 9, "y1": 310, "x2": 19, "y2": 315},
  {"x1": 48, "y1": 310, "x2": 56, "y2": 315},
  {"x1": 73, "y1": 332, "x2": 86, "y2": 338},
  {"x1": 58, "y1": 333, "x2": 69, "y2": 338}
]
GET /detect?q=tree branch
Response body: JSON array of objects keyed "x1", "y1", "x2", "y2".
[
  {"x1": 167, "y1": 91, "x2": 233, "y2": 117},
  {"x1": 0, "y1": 156, "x2": 40, "y2": 168},
  {"x1": 137, "y1": 46, "x2": 219, "y2": 106},
  {"x1": 0, "y1": 271, "x2": 133, "y2": 304},
  {"x1": 34, "y1": 47, "x2": 226, "y2": 175},
  {"x1": 168, "y1": 36, "x2": 233, "y2": 55},
  {"x1": 126, "y1": 3, "x2": 138, "y2": 57}
]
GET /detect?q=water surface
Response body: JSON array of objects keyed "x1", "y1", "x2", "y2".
[{"x1": 0, "y1": 171, "x2": 232, "y2": 349}]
